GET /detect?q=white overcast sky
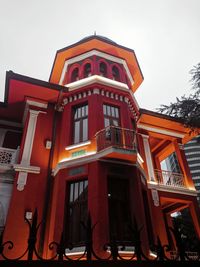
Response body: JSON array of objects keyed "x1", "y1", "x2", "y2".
[{"x1": 0, "y1": 0, "x2": 200, "y2": 110}]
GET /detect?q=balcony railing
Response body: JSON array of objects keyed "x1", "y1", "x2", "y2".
[
  {"x1": 154, "y1": 169, "x2": 185, "y2": 188},
  {"x1": 0, "y1": 147, "x2": 19, "y2": 165},
  {"x1": 96, "y1": 126, "x2": 136, "y2": 152}
]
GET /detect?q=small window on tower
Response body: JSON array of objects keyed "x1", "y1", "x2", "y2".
[
  {"x1": 112, "y1": 66, "x2": 120, "y2": 81},
  {"x1": 71, "y1": 68, "x2": 79, "y2": 82},
  {"x1": 83, "y1": 63, "x2": 92, "y2": 78},
  {"x1": 99, "y1": 62, "x2": 107, "y2": 77}
]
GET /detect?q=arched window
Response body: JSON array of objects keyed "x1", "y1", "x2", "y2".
[
  {"x1": 99, "y1": 62, "x2": 107, "y2": 77},
  {"x1": 71, "y1": 68, "x2": 79, "y2": 82},
  {"x1": 112, "y1": 66, "x2": 120, "y2": 81},
  {"x1": 84, "y1": 63, "x2": 92, "y2": 78}
]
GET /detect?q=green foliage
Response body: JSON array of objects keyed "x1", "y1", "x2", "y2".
[
  {"x1": 190, "y1": 63, "x2": 200, "y2": 93},
  {"x1": 158, "y1": 63, "x2": 200, "y2": 131}
]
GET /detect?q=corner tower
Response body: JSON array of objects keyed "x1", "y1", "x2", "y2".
[{"x1": 47, "y1": 36, "x2": 147, "y2": 254}]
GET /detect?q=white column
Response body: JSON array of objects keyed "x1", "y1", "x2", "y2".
[
  {"x1": 17, "y1": 110, "x2": 41, "y2": 191},
  {"x1": 142, "y1": 134, "x2": 156, "y2": 181},
  {"x1": 21, "y1": 110, "x2": 40, "y2": 165}
]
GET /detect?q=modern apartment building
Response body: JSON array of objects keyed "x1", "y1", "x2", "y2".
[{"x1": 185, "y1": 136, "x2": 200, "y2": 205}]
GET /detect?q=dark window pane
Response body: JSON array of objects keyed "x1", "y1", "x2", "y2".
[
  {"x1": 99, "y1": 62, "x2": 107, "y2": 77},
  {"x1": 71, "y1": 68, "x2": 79, "y2": 82},
  {"x1": 82, "y1": 118, "x2": 88, "y2": 141},
  {"x1": 112, "y1": 66, "x2": 120, "y2": 81},
  {"x1": 66, "y1": 180, "x2": 88, "y2": 246},
  {"x1": 74, "y1": 182, "x2": 79, "y2": 201},
  {"x1": 84, "y1": 63, "x2": 92, "y2": 77},
  {"x1": 70, "y1": 183, "x2": 74, "y2": 203},
  {"x1": 103, "y1": 105, "x2": 106, "y2": 115},
  {"x1": 108, "y1": 177, "x2": 131, "y2": 242},
  {"x1": 2, "y1": 131, "x2": 22, "y2": 149}
]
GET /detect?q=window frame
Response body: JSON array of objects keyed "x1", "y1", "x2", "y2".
[
  {"x1": 103, "y1": 103, "x2": 121, "y2": 127},
  {"x1": 111, "y1": 65, "x2": 121, "y2": 82},
  {"x1": 72, "y1": 103, "x2": 88, "y2": 144},
  {"x1": 98, "y1": 60, "x2": 109, "y2": 78},
  {"x1": 65, "y1": 178, "x2": 88, "y2": 247}
]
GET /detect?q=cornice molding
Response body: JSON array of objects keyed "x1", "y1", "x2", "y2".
[
  {"x1": 137, "y1": 123, "x2": 185, "y2": 138},
  {"x1": 147, "y1": 182, "x2": 197, "y2": 196},
  {"x1": 53, "y1": 147, "x2": 138, "y2": 176}
]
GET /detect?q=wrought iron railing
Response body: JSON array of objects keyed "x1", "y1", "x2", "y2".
[
  {"x1": 0, "y1": 210, "x2": 199, "y2": 262},
  {"x1": 96, "y1": 126, "x2": 136, "y2": 152},
  {"x1": 154, "y1": 169, "x2": 185, "y2": 188},
  {"x1": 0, "y1": 147, "x2": 19, "y2": 165}
]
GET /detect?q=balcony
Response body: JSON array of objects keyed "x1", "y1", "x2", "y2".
[
  {"x1": 0, "y1": 147, "x2": 19, "y2": 165},
  {"x1": 148, "y1": 169, "x2": 197, "y2": 195},
  {"x1": 154, "y1": 169, "x2": 185, "y2": 188},
  {"x1": 95, "y1": 126, "x2": 137, "y2": 162}
]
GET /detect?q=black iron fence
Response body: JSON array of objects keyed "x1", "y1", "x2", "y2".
[{"x1": 0, "y1": 210, "x2": 200, "y2": 264}]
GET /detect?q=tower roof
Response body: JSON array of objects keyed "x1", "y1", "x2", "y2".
[
  {"x1": 79, "y1": 34, "x2": 117, "y2": 45},
  {"x1": 49, "y1": 35, "x2": 144, "y2": 93}
]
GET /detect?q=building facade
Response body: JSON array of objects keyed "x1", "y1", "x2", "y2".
[{"x1": 0, "y1": 35, "x2": 200, "y2": 259}]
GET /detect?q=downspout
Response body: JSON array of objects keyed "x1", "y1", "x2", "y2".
[{"x1": 39, "y1": 87, "x2": 68, "y2": 255}]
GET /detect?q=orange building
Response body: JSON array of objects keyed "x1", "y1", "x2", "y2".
[{"x1": 0, "y1": 35, "x2": 199, "y2": 259}]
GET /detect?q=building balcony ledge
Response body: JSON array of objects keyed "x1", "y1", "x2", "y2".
[
  {"x1": 53, "y1": 127, "x2": 143, "y2": 176},
  {"x1": 148, "y1": 169, "x2": 197, "y2": 196},
  {"x1": 65, "y1": 75, "x2": 130, "y2": 92}
]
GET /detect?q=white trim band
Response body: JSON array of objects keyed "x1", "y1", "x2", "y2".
[
  {"x1": 138, "y1": 123, "x2": 185, "y2": 138},
  {"x1": 65, "y1": 141, "x2": 91, "y2": 151},
  {"x1": 65, "y1": 75, "x2": 129, "y2": 92}
]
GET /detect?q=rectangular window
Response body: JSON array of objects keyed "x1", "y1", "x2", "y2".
[
  {"x1": 107, "y1": 177, "x2": 132, "y2": 243},
  {"x1": 66, "y1": 179, "x2": 88, "y2": 246},
  {"x1": 103, "y1": 104, "x2": 121, "y2": 146},
  {"x1": 73, "y1": 104, "x2": 88, "y2": 144},
  {"x1": 103, "y1": 104, "x2": 120, "y2": 127}
]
